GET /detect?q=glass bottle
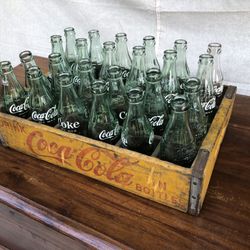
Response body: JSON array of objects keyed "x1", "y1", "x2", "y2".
[
  {"x1": 78, "y1": 59, "x2": 94, "y2": 112},
  {"x1": 184, "y1": 77, "x2": 207, "y2": 146},
  {"x1": 115, "y1": 33, "x2": 131, "y2": 83},
  {"x1": 196, "y1": 54, "x2": 216, "y2": 124},
  {"x1": 58, "y1": 72, "x2": 88, "y2": 135},
  {"x1": 28, "y1": 66, "x2": 58, "y2": 126},
  {"x1": 161, "y1": 49, "x2": 180, "y2": 104},
  {"x1": 126, "y1": 46, "x2": 146, "y2": 92},
  {"x1": 144, "y1": 68, "x2": 168, "y2": 135},
  {"x1": 64, "y1": 27, "x2": 77, "y2": 68},
  {"x1": 174, "y1": 39, "x2": 190, "y2": 91},
  {"x1": 88, "y1": 80, "x2": 120, "y2": 144},
  {"x1": 99, "y1": 41, "x2": 117, "y2": 81},
  {"x1": 107, "y1": 65, "x2": 128, "y2": 125},
  {"x1": 19, "y1": 50, "x2": 37, "y2": 91},
  {"x1": 0, "y1": 61, "x2": 30, "y2": 118},
  {"x1": 143, "y1": 36, "x2": 160, "y2": 71},
  {"x1": 159, "y1": 95, "x2": 197, "y2": 168},
  {"x1": 49, "y1": 53, "x2": 70, "y2": 99},
  {"x1": 50, "y1": 35, "x2": 70, "y2": 69},
  {"x1": 207, "y1": 43, "x2": 223, "y2": 98},
  {"x1": 88, "y1": 29, "x2": 103, "y2": 79},
  {"x1": 121, "y1": 87, "x2": 154, "y2": 155}
]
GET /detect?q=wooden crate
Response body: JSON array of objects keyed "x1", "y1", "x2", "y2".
[{"x1": 0, "y1": 66, "x2": 236, "y2": 215}]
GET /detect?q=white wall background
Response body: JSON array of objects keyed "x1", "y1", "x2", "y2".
[{"x1": 0, "y1": 0, "x2": 250, "y2": 95}]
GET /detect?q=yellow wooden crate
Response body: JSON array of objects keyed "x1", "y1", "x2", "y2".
[{"x1": 0, "y1": 85, "x2": 236, "y2": 215}]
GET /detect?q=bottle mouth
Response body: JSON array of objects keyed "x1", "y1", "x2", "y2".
[
  {"x1": 174, "y1": 39, "x2": 187, "y2": 45},
  {"x1": 199, "y1": 54, "x2": 214, "y2": 64},
  {"x1": 163, "y1": 49, "x2": 177, "y2": 59},
  {"x1": 58, "y1": 72, "x2": 72, "y2": 87},
  {"x1": 115, "y1": 32, "x2": 127, "y2": 41},
  {"x1": 143, "y1": 35, "x2": 155, "y2": 45},
  {"x1": 48, "y1": 53, "x2": 62, "y2": 63},
  {"x1": 127, "y1": 87, "x2": 144, "y2": 103},
  {"x1": 27, "y1": 66, "x2": 42, "y2": 79},
  {"x1": 91, "y1": 80, "x2": 108, "y2": 94},
  {"x1": 64, "y1": 27, "x2": 75, "y2": 33},
  {"x1": 78, "y1": 59, "x2": 92, "y2": 71},
  {"x1": 88, "y1": 29, "x2": 99, "y2": 37},
  {"x1": 19, "y1": 50, "x2": 33, "y2": 63},
  {"x1": 0, "y1": 61, "x2": 13, "y2": 74},
  {"x1": 183, "y1": 77, "x2": 201, "y2": 93},
  {"x1": 208, "y1": 42, "x2": 221, "y2": 48},
  {"x1": 50, "y1": 35, "x2": 62, "y2": 43},
  {"x1": 132, "y1": 45, "x2": 145, "y2": 55},
  {"x1": 107, "y1": 65, "x2": 121, "y2": 78},
  {"x1": 170, "y1": 95, "x2": 189, "y2": 112},
  {"x1": 146, "y1": 68, "x2": 162, "y2": 82},
  {"x1": 103, "y1": 41, "x2": 115, "y2": 50},
  {"x1": 76, "y1": 38, "x2": 88, "y2": 47}
]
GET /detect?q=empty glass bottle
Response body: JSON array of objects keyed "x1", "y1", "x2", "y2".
[
  {"x1": 78, "y1": 59, "x2": 94, "y2": 112},
  {"x1": 184, "y1": 77, "x2": 207, "y2": 146},
  {"x1": 28, "y1": 66, "x2": 58, "y2": 126},
  {"x1": 107, "y1": 65, "x2": 128, "y2": 125},
  {"x1": 207, "y1": 43, "x2": 223, "y2": 98},
  {"x1": 144, "y1": 68, "x2": 168, "y2": 135},
  {"x1": 121, "y1": 87, "x2": 154, "y2": 154},
  {"x1": 88, "y1": 29, "x2": 103, "y2": 79},
  {"x1": 196, "y1": 54, "x2": 216, "y2": 123},
  {"x1": 99, "y1": 41, "x2": 117, "y2": 81},
  {"x1": 0, "y1": 61, "x2": 30, "y2": 118},
  {"x1": 58, "y1": 72, "x2": 88, "y2": 135},
  {"x1": 50, "y1": 35, "x2": 70, "y2": 69},
  {"x1": 159, "y1": 95, "x2": 197, "y2": 168},
  {"x1": 88, "y1": 80, "x2": 120, "y2": 144},
  {"x1": 115, "y1": 33, "x2": 131, "y2": 83},
  {"x1": 64, "y1": 27, "x2": 77, "y2": 68},
  {"x1": 49, "y1": 53, "x2": 70, "y2": 99},
  {"x1": 143, "y1": 36, "x2": 160, "y2": 71},
  {"x1": 19, "y1": 50, "x2": 37, "y2": 91},
  {"x1": 126, "y1": 46, "x2": 146, "y2": 92},
  {"x1": 161, "y1": 49, "x2": 180, "y2": 104},
  {"x1": 174, "y1": 39, "x2": 190, "y2": 91}
]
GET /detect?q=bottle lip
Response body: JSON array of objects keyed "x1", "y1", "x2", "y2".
[
  {"x1": 64, "y1": 27, "x2": 75, "y2": 33},
  {"x1": 58, "y1": 72, "x2": 72, "y2": 87},
  {"x1": 107, "y1": 65, "x2": 121, "y2": 78},
  {"x1": 146, "y1": 68, "x2": 162, "y2": 82},
  {"x1": 184, "y1": 77, "x2": 201, "y2": 93},
  {"x1": 143, "y1": 35, "x2": 155, "y2": 41},
  {"x1": 88, "y1": 29, "x2": 100, "y2": 36},
  {"x1": 103, "y1": 41, "x2": 115, "y2": 49},
  {"x1": 0, "y1": 61, "x2": 13, "y2": 74},
  {"x1": 76, "y1": 38, "x2": 88, "y2": 46},
  {"x1": 127, "y1": 87, "x2": 144, "y2": 103},
  {"x1": 78, "y1": 59, "x2": 92, "y2": 71},
  {"x1": 208, "y1": 42, "x2": 222, "y2": 48},
  {"x1": 27, "y1": 66, "x2": 42, "y2": 79},
  {"x1": 48, "y1": 53, "x2": 62, "y2": 63},
  {"x1": 50, "y1": 35, "x2": 62, "y2": 43},
  {"x1": 19, "y1": 50, "x2": 33, "y2": 63},
  {"x1": 174, "y1": 39, "x2": 187, "y2": 45},
  {"x1": 170, "y1": 95, "x2": 189, "y2": 112},
  {"x1": 115, "y1": 32, "x2": 127, "y2": 38},
  {"x1": 132, "y1": 45, "x2": 145, "y2": 54},
  {"x1": 199, "y1": 54, "x2": 214, "y2": 64},
  {"x1": 163, "y1": 49, "x2": 177, "y2": 59},
  {"x1": 91, "y1": 80, "x2": 108, "y2": 94}
]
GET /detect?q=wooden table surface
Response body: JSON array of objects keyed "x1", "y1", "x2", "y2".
[{"x1": 0, "y1": 57, "x2": 249, "y2": 250}]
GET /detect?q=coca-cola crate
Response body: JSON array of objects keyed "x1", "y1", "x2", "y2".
[{"x1": 0, "y1": 58, "x2": 236, "y2": 215}]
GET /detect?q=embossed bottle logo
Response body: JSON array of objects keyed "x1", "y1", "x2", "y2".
[
  {"x1": 149, "y1": 114, "x2": 164, "y2": 127},
  {"x1": 9, "y1": 96, "x2": 29, "y2": 114},
  {"x1": 202, "y1": 97, "x2": 216, "y2": 112},
  {"x1": 31, "y1": 105, "x2": 58, "y2": 122},
  {"x1": 99, "y1": 125, "x2": 120, "y2": 140}
]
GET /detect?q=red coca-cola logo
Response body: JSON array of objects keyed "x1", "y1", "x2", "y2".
[{"x1": 26, "y1": 130, "x2": 134, "y2": 186}]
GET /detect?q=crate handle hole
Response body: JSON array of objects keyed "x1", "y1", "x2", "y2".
[
  {"x1": 193, "y1": 182, "x2": 197, "y2": 186},
  {"x1": 191, "y1": 196, "x2": 196, "y2": 200}
]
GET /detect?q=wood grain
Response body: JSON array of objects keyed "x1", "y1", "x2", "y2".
[{"x1": 0, "y1": 56, "x2": 248, "y2": 249}]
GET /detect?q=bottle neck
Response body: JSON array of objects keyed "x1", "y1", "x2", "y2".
[
  {"x1": 176, "y1": 47, "x2": 189, "y2": 79},
  {"x1": 77, "y1": 46, "x2": 88, "y2": 62},
  {"x1": 170, "y1": 110, "x2": 189, "y2": 126},
  {"x1": 185, "y1": 92, "x2": 201, "y2": 105},
  {"x1": 29, "y1": 76, "x2": 47, "y2": 95},
  {"x1": 89, "y1": 36, "x2": 103, "y2": 63},
  {"x1": 127, "y1": 101, "x2": 145, "y2": 118},
  {"x1": 103, "y1": 49, "x2": 116, "y2": 66},
  {"x1": 197, "y1": 62, "x2": 213, "y2": 82},
  {"x1": 146, "y1": 80, "x2": 162, "y2": 94},
  {"x1": 2, "y1": 71, "x2": 24, "y2": 92},
  {"x1": 116, "y1": 40, "x2": 131, "y2": 68},
  {"x1": 65, "y1": 32, "x2": 77, "y2": 63},
  {"x1": 162, "y1": 58, "x2": 177, "y2": 77},
  {"x1": 59, "y1": 84, "x2": 78, "y2": 111},
  {"x1": 79, "y1": 69, "x2": 95, "y2": 83},
  {"x1": 131, "y1": 54, "x2": 145, "y2": 70}
]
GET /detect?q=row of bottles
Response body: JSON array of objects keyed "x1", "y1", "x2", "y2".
[{"x1": 0, "y1": 27, "x2": 224, "y2": 168}]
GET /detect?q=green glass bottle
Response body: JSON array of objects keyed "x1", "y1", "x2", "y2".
[
  {"x1": 161, "y1": 49, "x2": 180, "y2": 104},
  {"x1": 144, "y1": 68, "x2": 168, "y2": 135},
  {"x1": 19, "y1": 50, "x2": 37, "y2": 91},
  {"x1": 88, "y1": 80, "x2": 120, "y2": 144},
  {"x1": 159, "y1": 95, "x2": 197, "y2": 168},
  {"x1": 207, "y1": 43, "x2": 224, "y2": 99},
  {"x1": 49, "y1": 53, "x2": 70, "y2": 99},
  {"x1": 174, "y1": 39, "x2": 190, "y2": 92},
  {"x1": 88, "y1": 30, "x2": 103, "y2": 79},
  {"x1": 28, "y1": 66, "x2": 58, "y2": 126},
  {"x1": 184, "y1": 77, "x2": 207, "y2": 146},
  {"x1": 107, "y1": 65, "x2": 128, "y2": 125},
  {"x1": 99, "y1": 41, "x2": 117, "y2": 81},
  {"x1": 115, "y1": 33, "x2": 131, "y2": 83},
  {"x1": 64, "y1": 27, "x2": 77, "y2": 68},
  {"x1": 126, "y1": 46, "x2": 146, "y2": 92},
  {"x1": 78, "y1": 59, "x2": 94, "y2": 112},
  {"x1": 58, "y1": 72, "x2": 88, "y2": 135},
  {"x1": 0, "y1": 61, "x2": 30, "y2": 118},
  {"x1": 196, "y1": 54, "x2": 216, "y2": 125},
  {"x1": 143, "y1": 36, "x2": 160, "y2": 71},
  {"x1": 121, "y1": 88, "x2": 154, "y2": 155}
]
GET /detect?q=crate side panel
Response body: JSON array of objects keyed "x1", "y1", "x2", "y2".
[{"x1": 0, "y1": 114, "x2": 191, "y2": 212}]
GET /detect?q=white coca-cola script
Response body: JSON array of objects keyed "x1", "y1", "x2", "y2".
[
  {"x1": 149, "y1": 114, "x2": 164, "y2": 127},
  {"x1": 59, "y1": 120, "x2": 80, "y2": 130},
  {"x1": 99, "y1": 125, "x2": 120, "y2": 141},
  {"x1": 202, "y1": 97, "x2": 216, "y2": 112},
  {"x1": 9, "y1": 97, "x2": 29, "y2": 114},
  {"x1": 31, "y1": 105, "x2": 58, "y2": 122}
]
